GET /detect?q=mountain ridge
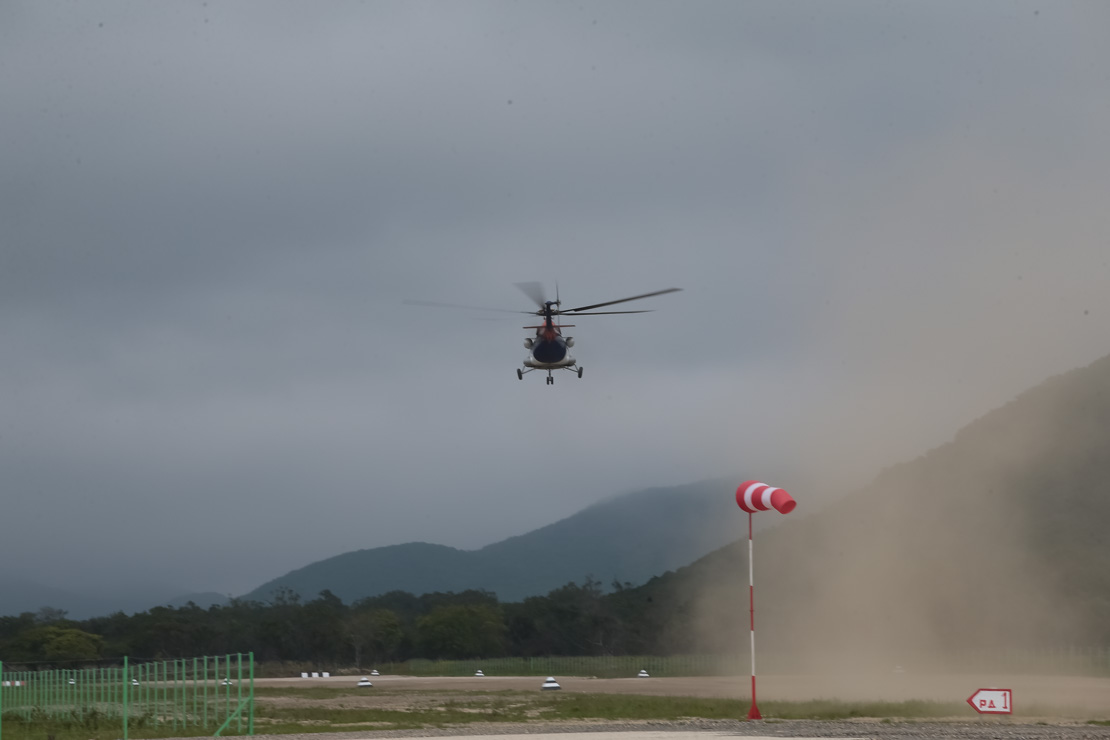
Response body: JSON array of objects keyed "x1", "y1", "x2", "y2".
[{"x1": 240, "y1": 479, "x2": 750, "y2": 604}]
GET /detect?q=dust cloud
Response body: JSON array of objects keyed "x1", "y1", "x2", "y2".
[
  {"x1": 666, "y1": 120, "x2": 1110, "y2": 679},
  {"x1": 684, "y1": 359, "x2": 1108, "y2": 676}
]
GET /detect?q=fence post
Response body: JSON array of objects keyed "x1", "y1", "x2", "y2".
[
  {"x1": 172, "y1": 659, "x2": 178, "y2": 730},
  {"x1": 248, "y1": 652, "x2": 255, "y2": 736},
  {"x1": 226, "y1": 654, "x2": 232, "y2": 725},
  {"x1": 123, "y1": 656, "x2": 130, "y2": 740},
  {"x1": 237, "y1": 653, "x2": 243, "y2": 733},
  {"x1": 180, "y1": 658, "x2": 186, "y2": 728}
]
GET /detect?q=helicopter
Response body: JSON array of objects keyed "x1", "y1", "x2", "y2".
[
  {"x1": 513, "y1": 282, "x2": 681, "y2": 384},
  {"x1": 407, "y1": 283, "x2": 681, "y2": 385}
]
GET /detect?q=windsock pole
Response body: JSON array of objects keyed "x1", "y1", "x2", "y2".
[
  {"x1": 735, "y1": 480, "x2": 796, "y2": 722},
  {"x1": 747, "y1": 511, "x2": 760, "y2": 720}
]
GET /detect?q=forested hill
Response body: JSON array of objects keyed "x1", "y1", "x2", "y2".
[
  {"x1": 241, "y1": 479, "x2": 748, "y2": 604},
  {"x1": 615, "y1": 352, "x2": 1110, "y2": 659}
]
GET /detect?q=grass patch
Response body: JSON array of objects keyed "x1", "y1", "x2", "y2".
[
  {"x1": 759, "y1": 699, "x2": 965, "y2": 720},
  {"x1": 544, "y1": 693, "x2": 746, "y2": 720},
  {"x1": 0, "y1": 711, "x2": 223, "y2": 740},
  {"x1": 538, "y1": 694, "x2": 967, "y2": 721},
  {"x1": 260, "y1": 700, "x2": 532, "y2": 728}
]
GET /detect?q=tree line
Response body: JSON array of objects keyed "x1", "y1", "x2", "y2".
[{"x1": 0, "y1": 576, "x2": 710, "y2": 669}]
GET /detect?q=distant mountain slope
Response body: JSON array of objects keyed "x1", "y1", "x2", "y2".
[
  {"x1": 620, "y1": 352, "x2": 1110, "y2": 660},
  {"x1": 0, "y1": 576, "x2": 86, "y2": 619},
  {"x1": 242, "y1": 479, "x2": 748, "y2": 604},
  {"x1": 0, "y1": 576, "x2": 189, "y2": 620}
]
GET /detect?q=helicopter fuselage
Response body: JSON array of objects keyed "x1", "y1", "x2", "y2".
[
  {"x1": 519, "y1": 315, "x2": 581, "y2": 384},
  {"x1": 527, "y1": 339, "x2": 571, "y2": 366},
  {"x1": 523, "y1": 321, "x2": 575, "y2": 368}
]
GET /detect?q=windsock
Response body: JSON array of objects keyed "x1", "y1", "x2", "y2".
[{"x1": 736, "y1": 480, "x2": 796, "y2": 514}]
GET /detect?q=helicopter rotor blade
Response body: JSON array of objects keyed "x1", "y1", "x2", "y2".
[
  {"x1": 514, "y1": 282, "x2": 548, "y2": 310},
  {"x1": 563, "y1": 287, "x2": 682, "y2": 313},
  {"x1": 553, "y1": 309, "x2": 653, "y2": 315}
]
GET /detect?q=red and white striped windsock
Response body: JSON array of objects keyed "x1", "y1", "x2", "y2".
[{"x1": 736, "y1": 480, "x2": 796, "y2": 514}]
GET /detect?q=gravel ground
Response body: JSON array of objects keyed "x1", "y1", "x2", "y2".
[
  {"x1": 257, "y1": 674, "x2": 1110, "y2": 714},
  {"x1": 236, "y1": 718, "x2": 1110, "y2": 740},
  {"x1": 236, "y1": 674, "x2": 1110, "y2": 740}
]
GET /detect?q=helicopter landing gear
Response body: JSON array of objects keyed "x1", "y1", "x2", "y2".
[
  {"x1": 517, "y1": 368, "x2": 523, "y2": 380},
  {"x1": 577, "y1": 367, "x2": 583, "y2": 378},
  {"x1": 546, "y1": 373, "x2": 554, "y2": 385}
]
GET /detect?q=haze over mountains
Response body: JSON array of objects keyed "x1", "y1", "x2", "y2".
[
  {"x1": 0, "y1": 479, "x2": 751, "y2": 619},
  {"x1": 244, "y1": 349, "x2": 1110, "y2": 640},
  {"x1": 5, "y1": 350, "x2": 1110, "y2": 634},
  {"x1": 0, "y1": 577, "x2": 232, "y2": 622}
]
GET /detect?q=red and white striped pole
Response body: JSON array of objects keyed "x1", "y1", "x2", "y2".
[
  {"x1": 736, "y1": 480, "x2": 796, "y2": 721},
  {"x1": 747, "y1": 510, "x2": 758, "y2": 719}
]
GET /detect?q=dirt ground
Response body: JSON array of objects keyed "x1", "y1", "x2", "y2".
[{"x1": 256, "y1": 673, "x2": 1110, "y2": 716}]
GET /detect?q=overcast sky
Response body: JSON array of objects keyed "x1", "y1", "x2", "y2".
[{"x1": 3, "y1": 1, "x2": 1108, "y2": 601}]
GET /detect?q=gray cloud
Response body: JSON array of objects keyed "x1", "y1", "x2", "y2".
[{"x1": 2, "y1": 1, "x2": 1108, "y2": 600}]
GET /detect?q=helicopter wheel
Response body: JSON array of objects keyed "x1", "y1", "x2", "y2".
[
  {"x1": 577, "y1": 367, "x2": 583, "y2": 378},
  {"x1": 516, "y1": 369, "x2": 523, "y2": 380}
]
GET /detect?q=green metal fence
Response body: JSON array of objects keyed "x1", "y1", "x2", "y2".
[{"x1": 0, "y1": 653, "x2": 254, "y2": 740}]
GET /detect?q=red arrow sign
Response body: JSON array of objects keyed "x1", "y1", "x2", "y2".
[{"x1": 967, "y1": 688, "x2": 1012, "y2": 714}]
